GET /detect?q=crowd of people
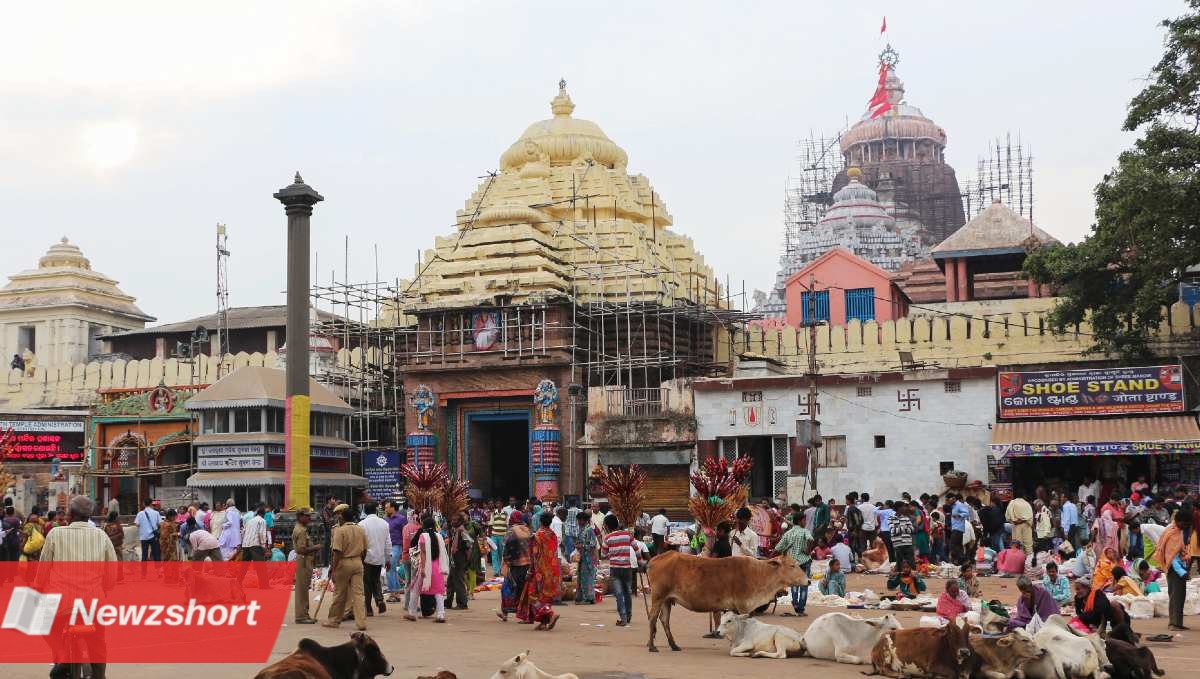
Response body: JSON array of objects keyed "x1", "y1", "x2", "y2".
[{"x1": 2, "y1": 471, "x2": 1196, "y2": 670}]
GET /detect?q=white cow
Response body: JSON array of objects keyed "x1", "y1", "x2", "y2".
[
  {"x1": 798, "y1": 612, "x2": 901, "y2": 665},
  {"x1": 488, "y1": 650, "x2": 577, "y2": 679},
  {"x1": 1024, "y1": 616, "x2": 1112, "y2": 679},
  {"x1": 717, "y1": 612, "x2": 805, "y2": 659}
]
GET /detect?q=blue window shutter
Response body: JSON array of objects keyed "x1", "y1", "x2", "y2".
[
  {"x1": 801, "y1": 291, "x2": 831, "y2": 323},
  {"x1": 845, "y1": 288, "x2": 876, "y2": 322}
]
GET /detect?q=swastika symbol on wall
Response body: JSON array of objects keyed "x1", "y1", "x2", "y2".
[{"x1": 897, "y1": 388, "x2": 921, "y2": 412}]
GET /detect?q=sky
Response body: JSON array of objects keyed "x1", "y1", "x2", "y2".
[{"x1": 0, "y1": 1, "x2": 1183, "y2": 324}]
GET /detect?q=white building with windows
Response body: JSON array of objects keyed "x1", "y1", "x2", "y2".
[
  {"x1": 693, "y1": 358, "x2": 995, "y2": 503},
  {"x1": 0, "y1": 238, "x2": 153, "y2": 368},
  {"x1": 184, "y1": 366, "x2": 364, "y2": 509}
]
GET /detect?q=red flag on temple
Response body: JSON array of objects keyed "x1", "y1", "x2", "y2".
[
  {"x1": 881, "y1": 16, "x2": 887, "y2": 34},
  {"x1": 868, "y1": 63, "x2": 892, "y2": 119}
]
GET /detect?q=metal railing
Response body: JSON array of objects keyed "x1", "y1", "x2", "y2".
[{"x1": 606, "y1": 387, "x2": 668, "y2": 417}]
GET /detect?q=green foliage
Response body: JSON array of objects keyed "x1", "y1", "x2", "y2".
[{"x1": 1025, "y1": 1, "x2": 1200, "y2": 359}]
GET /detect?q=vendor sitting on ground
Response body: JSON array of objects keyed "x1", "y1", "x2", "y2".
[
  {"x1": 886, "y1": 561, "x2": 926, "y2": 599},
  {"x1": 819, "y1": 557, "x2": 846, "y2": 597},
  {"x1": 1071, "y1": 538, "x2": 1095, "y2": 582},
  {"x1": 936, "y1": 578, "x2": 971, "y2": 621},
  {"x1": 996, "y1": 541, "x2": 1027, "y2": 577},
  {"x1": 1042, "y1": 562, "x2": 1071, "y2": 605},
  {"x1": 958, "y1": 562, "x2": 982, "y2": 598},
  {"x1": 1134, "y1": 559, "x2": 1162, "y2": 594},
  {"x1": 860, "y1": 536, "x2": 889, "y2": 572},
  {"x1": 1072, "y1": 578, "x2": 1131, "y2": 635},
  {"x1": 1007, "y1": 575, "x2": 1061, "y2": 631}
]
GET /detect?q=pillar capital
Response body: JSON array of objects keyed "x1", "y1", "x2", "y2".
[{"x1": 273, "y1": 172, "x2": 324, "y2": 212}]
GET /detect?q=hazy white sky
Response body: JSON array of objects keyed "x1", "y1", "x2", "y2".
[{"x1": 0, "y1": 1, "x2": 1181, "y2": 323}]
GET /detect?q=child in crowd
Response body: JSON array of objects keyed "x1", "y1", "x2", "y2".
[
  {"x1": 820, "y1": 558, "x2": 846, "y2": 597},
  {"x1": 958, "y1": 562, "x2": 982, "y2": 598},
  {"x1": 886, "y1": 561, "x2": 927, "y2": 599},
  {"x1": 812, "y1": 537, "x2": 833, "y2": 561}
]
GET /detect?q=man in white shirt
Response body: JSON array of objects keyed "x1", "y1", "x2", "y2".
[
  {"x1": 135, "y1": 498, "x2": 162, "y2": 578},
  {"x1": 650, "y1": 508, "x2": 671, "y2": 555},
  {"x1": 591, "y1": 502, "x2": 608, "y2": 534},
  {"x1": 831, "y1": 537, "x2": 854, "y2": 573},
  {"x1": 550, "y1": 507, "x2": 565, "y2": 544},
  {"x1": 857, "y1": 493, "x2": 878, "y2": 543},
  {"x1": 359, "y1": 501, "x2": 392, "y2": 616},
  {"x1": 187, "y1": 520, "x2": 222, "y2": 562},
  {"x1": 240, "y1": 503, "x2": 271, "y2": 589},
  {"x1": 1077, "y1": 477, "x2": 1094, "y2": 505},
  {"x1": 730, "y1": 507, "x2": 760, "y2": 558}
]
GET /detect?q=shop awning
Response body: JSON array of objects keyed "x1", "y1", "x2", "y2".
[
  {"x1": 187, "y1": 471, "x2": 368, "y2": 488},
  {"x1": 990, "y1": 415, "x2": 1200, "y2": 457}
]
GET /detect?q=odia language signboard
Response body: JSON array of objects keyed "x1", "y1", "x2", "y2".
[
  {"x1": 364, "y1": 450, "x2": 401, "y2": 500},
  {"x1": 997, "y1": 365, "x2": 1184, "y2": 419}
]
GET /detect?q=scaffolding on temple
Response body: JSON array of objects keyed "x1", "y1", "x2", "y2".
[
  {"x1": 783, "y1": 133, "x2": 845, "y2": 258},
  {"x1": 961, "y1": 133, "x2": 1035, "y2": 224}
]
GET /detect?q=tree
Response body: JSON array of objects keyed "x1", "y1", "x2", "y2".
[{"x1": 1025, "y1": 2, "x2": 1200, "y2": 359}]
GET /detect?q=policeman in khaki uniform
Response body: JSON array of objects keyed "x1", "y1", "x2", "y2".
[
  {"x1": 323, "y1": 505, "x2": 368, "y2": 630},
  {"x1": 292, "y1": 507, "x2": 321, "y2": 624}
]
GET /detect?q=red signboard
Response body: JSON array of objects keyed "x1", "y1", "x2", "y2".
[
  {"x1": 5, "y1": 432, "x2": 85, "y2": 462},
  {"x1": 998, "y1": 365, "x2": 1185, "y2": 419}
]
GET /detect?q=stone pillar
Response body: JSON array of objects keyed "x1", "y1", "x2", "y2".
[
  {"x1": 943, "y1": 259, "x2": 958, "y2": 302},
  {"x1": 155, "y1": 337, "x2": 166, "y2": 360},
  {"x1": 274, "y1": 173, "x2": 324, "y2": 510},
  {"x1": 956, "y1": 258, "x2": 969, "y2": 302},
  {"x1": 530, "y1": 379, "x2": 561, "y2": 500},
  {"x1": 266, "y1": 329, "x2": 278, "y2": 353}
]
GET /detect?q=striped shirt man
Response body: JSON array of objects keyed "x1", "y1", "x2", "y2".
[
  {"x1": 37, "y1": 520, "x2": 118, "y2": 602},
  {"x1": 489, "y1": 510, "x2": 508, "y2": 539},
  {"x1": 601, "y1": 529, "x2": 633, "y2": 568}
]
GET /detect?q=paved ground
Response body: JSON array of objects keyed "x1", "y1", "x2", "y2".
[{"x1": 10, "y1": 572, "x2": 1197, "y2": 678}]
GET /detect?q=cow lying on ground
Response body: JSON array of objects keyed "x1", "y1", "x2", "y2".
[
  {"x1": 487, "y1": 650, "x2": 578, "y2": 679},
  {"x1": 645, "y1": 551, "x2": 808, "y2": 652},
  {"x1": 799, "y1": 612, "x2": 900, "y2": 664},
  {"x1": 869, "y1": 617, "x2": 974, "y2": 679},
  {"x1": 1023, "y1": 616, "x2": 1111, "y2": 679},
  {"x1": 254, "y1": 632, "x2": 394, "y2": 679},
  {"x1": 1103, "y1": 639, "x2": 1163, "y2": 679},
  {"x1": 717, "y1": 612, "x2": 804, "y2": 659},
  {"x1": 181, "y1": 568, "x2": 246, "y2": 604},
  {"x1": 969, "y1": 629, "x2": 1045, "y2": 679}
]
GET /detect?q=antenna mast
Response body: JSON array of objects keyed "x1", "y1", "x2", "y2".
[{"x1": 216, "y1": 223, "x2": 231, "y2": 375}]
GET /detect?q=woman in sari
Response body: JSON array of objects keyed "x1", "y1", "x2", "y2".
[
  {"x1": 160, "y1": 509, "x2": 180, "y2": 583},
  {"x1": 497, "y1": 511, "x2": 532, "y2": 622},
  {"x1": 573, "y1": 511, "x2": 598, "y2": 604},
  {"x1": 913, "y1": 501, "x2": 931, "y2": 559},
  {"x1": 1091, "y1": 546, "x2": 1118, "y2": 591},
  {"x1": 517, "y1": 511, "x2": 562, "y2": 630},
  {"x1": 404, "y1": 515, "x2": 448, "y2": 622}
]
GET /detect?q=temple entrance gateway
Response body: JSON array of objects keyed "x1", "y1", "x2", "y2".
[{"x1": 466, "y1": 411, "x2": 531, "y2": 501}]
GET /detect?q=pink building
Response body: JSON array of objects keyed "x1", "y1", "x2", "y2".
[{"x1": 784, "y1": 248, "x2": 909, "y2": 327}]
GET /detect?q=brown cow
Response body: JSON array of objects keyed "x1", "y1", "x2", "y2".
[
  {"x1": 969, "y1": 628, "x2": 1045, "y2": 679},
  {"x1": 869, "y1": 617, "x2": 974, "y2": 679},
  {"x1": 645, "y1": 551, "x2": 808, "y2": 652},
  {"x1": 253, "y1": 632, "x2": 394, "y2": 679}
]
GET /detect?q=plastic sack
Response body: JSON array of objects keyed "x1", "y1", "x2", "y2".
[
  {"x1": 919, "y1": 615, "x2": 946, "y2": 628},
  {"x1": 1128, "y1": 597, "x2": 1155, "y2": 620},
  {"x1": 1149, "y1": 591, "x2": 1169, "y2": 618}
]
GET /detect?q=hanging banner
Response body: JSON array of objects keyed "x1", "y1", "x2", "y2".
[
  {"x1": 997, "y1": 365, "x2": 1184, "y2": 419},
  {"x1": 364, "y1": 449, "x2": 402, "y2": 500}
]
